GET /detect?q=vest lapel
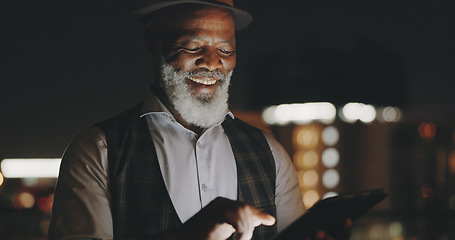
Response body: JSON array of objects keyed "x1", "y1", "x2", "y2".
[
  {"x1": 97, "y1": 104, "x2": 182, "y2": 239},
  {"x1": 222, "y1": 116, "x2": 278, "y2": 239}
]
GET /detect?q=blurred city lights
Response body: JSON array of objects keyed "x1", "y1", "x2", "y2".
[
  {"x1": 297, "y1": 171, "x2": 305, "y2": 186},
  {"x1": 303, "y1": 170, "x2": 318, "y2": 187},
  {"x1": 303, "y1": 190, "x2": 320, "y2": 209},
  {"x1": 293, "y1": 151, "x2": 305, "y2": 168},
  {"x1": 294, "y1": 151, "x2": 319, "y2": 169},
  {"x1": 340, "y1": 102, "x2": 376, "y2": 123},
  {"x1": 303, "y1": 151, "x2": 319, "y2": 167},
  {"x1": 369, "y1": 223, "x2": 388, "y2": 239},
  {"x1": 280, "y1": 102, "x2": 403, "y2": 212},
  {"x1": 322, "y1": 169, "x2": 340, "y2": 189},
  {"x1": 263, "y1": 102, "x2": 402, "y2": 125},
  {"x1": 322, "y1": 148, "x2": 340, "y2": 168},
  {"x1": 295, "y1": 127, "x2": 319, "y2": 148},
  {"x1": 322, "y1": 126, "x2": 339, "y2": 146},
  {"x1": 262, "y1": 103, "x2": 336, "y2": 125},
  {"x1": 388, "y1": 221, "x2": 404, "y2": 238},
  {"x1": 449, "y1": 151, "x2": 455, "y2": 174},
  {"x1": 16, "y1": 192, "x2": 35, "y2": 209},
  {"x1": 37, "y1": 194, "x2": 54, "y2": 212},
  {"x1": 21, "y1": 178, "x2": 39, "y2": 187},
  {"x1": 418, "y1": 122, "x2": 437, "y2": 139},
  {"x1": 1, "y1": 158, "x2": 61, "y2": 178},
  {"x1": 377, "y1": 106, "x2": 402, "y2": 123},
  {"x1": 420, "y1": 184, "x2": 433, "y2": 198},
  {"x1": 0, "y1": 172, "x2": 4, "y2": 186}
]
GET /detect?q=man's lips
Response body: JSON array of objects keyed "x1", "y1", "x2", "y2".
[{"x1": 187, "y1": 76, "x2": 218, "y2": 86}]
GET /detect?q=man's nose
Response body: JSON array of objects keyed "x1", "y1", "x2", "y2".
[{"x1": 195, "y1": 49, "x2": 223, "y2": 71}]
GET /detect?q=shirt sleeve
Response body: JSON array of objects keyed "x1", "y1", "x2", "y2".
[
  {"x1": 264, "y1": 133, "x2": 305, "y2": 233},
  {"x1": 48, "y1": 126, "x2": 113, "y2": 240}
]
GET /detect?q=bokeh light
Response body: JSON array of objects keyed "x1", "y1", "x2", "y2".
[
  {"x1": 420, "y1": 184, "x2": 433, "y2": 198},
  {"x1": 369, "y1": 223, "x2": 388, "y2": 239},
  {"x1": 418, "y1": 122, "x2": 436, "y2": 139},
  {"x1": 388, "y1": 221, "x2": 404, "y2": 238},
  {"x1": 21, "y1": 178, "x2": 39, "y2": 187},
  {"x1": 294, "y1": 150, "x2": 319, "y2": 169},
  {"x1": 262, "y1": 103, "x2": 336, "y2": 125},
  {"x1": 322, "y1": 169, "x2": 340, "y2": 189},
  {"x1": 303, "y1": 151, "x2": 319, "y2": 168},
  {"x1": 449, "y1": 151, "x2": 455, "y2": 174},
  {"x1": 322, "y1": 126, "x2": 339, "y2": 146},
  {"x1": 16, "y1": 192, "x2": 35, "y2": 209},
  {"x1": 303, "y1": 170, "x2": 318, "y2": 187},
  {"x1": 1, "y1": 158, "x2": 61, "y2": 178},
  {"x1": 295, "y1": 127, "x2": 319, "y2": 148},
  {"x1": 0, "y1": 172, "x2": 4, "y2": 187},
  {"x1": 293, "y1": 151, "x2": 305, "y2": 168},
  {"x1": 322, "y1": 148, "x2": 340, "y2": 168},
  {"x1": 340, "y1": 102, "x2": 376, "y2": 123},
  {"x1": 38, "y1": 194, "x2": 54, "y2": 212},
  {"x1": 380, "y1": 106, "x2": 402, "y2": 122},
  {"x1": 303, "y1": 190, "x2": 320, "y2": 209}
]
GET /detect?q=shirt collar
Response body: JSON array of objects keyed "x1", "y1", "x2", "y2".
[{"x1": 139, "y1": 88, "x2": 234, "y2": 120}]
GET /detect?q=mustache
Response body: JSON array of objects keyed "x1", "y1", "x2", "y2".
[{"x1": 185, "y1": 69, "x2": 228, "y2": 80}]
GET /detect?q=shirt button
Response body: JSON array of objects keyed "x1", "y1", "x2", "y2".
[{"x1": 201, "y1": 184, "x2": 208, "y2": 191}]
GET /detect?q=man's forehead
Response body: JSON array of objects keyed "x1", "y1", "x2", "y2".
[{"x1": 175, "y1": 34, "x2": 236, "y2": 46}]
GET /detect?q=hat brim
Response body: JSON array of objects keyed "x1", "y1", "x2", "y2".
[{"x1": 132, "y1": 0, "x2": 252, "y2": 30}]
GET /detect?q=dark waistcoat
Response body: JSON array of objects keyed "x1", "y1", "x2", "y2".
[{"x1": 95, "y1": 104, "x2": 277, "y2": 240}]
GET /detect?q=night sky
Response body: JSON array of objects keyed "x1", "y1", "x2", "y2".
[{"x1": 1, "y1": 0, "x2": 454, "y2": 159}]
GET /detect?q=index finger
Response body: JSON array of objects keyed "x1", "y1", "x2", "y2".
[{"x1": 252, "y1": 208, "x2": 276, "y2": 227}]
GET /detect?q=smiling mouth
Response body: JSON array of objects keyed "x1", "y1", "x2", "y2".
[{"x1": 187, "y1": 76, "x2": 217, "y2": 86}]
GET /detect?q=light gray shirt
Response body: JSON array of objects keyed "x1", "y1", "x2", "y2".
[{"x1": 49, "y1": 91, "x2": 304, "y2": 239}]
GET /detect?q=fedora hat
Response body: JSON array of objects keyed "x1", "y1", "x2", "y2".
[{"x1": 133, "y1": 0, "x2": 252, "y2": 30}]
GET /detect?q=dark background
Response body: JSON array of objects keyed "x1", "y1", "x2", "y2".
[{"x1": 1, "y1": 0, "x2": 454, "y2": 158}]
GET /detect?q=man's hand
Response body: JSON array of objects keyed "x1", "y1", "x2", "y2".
[
  {"x1": 304, "y1": 218, "x2": 352, "y2": 240},
  {"x1": 180, "y1": 197, "x2": 276, "y2": 240}
]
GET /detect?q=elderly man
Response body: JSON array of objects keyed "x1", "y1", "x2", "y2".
[{"x1": 48, "y1": 0, "x2": 350, "y2": 239}]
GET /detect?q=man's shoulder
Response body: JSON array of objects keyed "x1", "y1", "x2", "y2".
[{"x1": 95, "y1": 102, "x2": 144, "y2": 132}]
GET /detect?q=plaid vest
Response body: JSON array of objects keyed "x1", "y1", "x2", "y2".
[{"x1": 96, "y1": 104, "x2": 277, "y2": 239}]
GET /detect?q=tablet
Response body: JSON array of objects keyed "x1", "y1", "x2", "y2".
[{"x1": 272, "y1": 188, "x2": 388, "y2": 239}]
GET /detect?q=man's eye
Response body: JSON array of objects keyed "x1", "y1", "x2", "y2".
[
  {"x1": 219, "y1": 49, "x2": 235, "y2": 55},
  {"x1": 183, "y1": 47, "x2": 201, "y2": 53}
]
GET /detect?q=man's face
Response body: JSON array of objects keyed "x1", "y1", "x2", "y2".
[
  {"x1": 161, "y1": 5, "x2": 236, "y2": 99},
  {"x1": 152, "y1": 5, "x2": 237, "y2": 128}
]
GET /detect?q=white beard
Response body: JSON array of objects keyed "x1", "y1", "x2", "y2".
[{"x1": 159, "y1": 61, "x2": 233, "y2": 129}]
